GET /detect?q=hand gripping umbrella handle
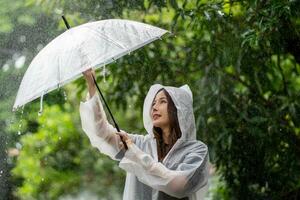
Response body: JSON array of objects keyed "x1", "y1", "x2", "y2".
[{"x1": 61, "y1": 15, "x2": 128, "y2": 150}]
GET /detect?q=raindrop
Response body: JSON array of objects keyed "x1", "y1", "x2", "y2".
[
  {"x1": 217, "y1": 10, "x2": 225, "y2": 16},
  {"x1": 0, "y1": 170, "x2": 3, "y2": 174},
  {"x1": 58, "y1": 136, "x2": 62, "y2": 140},
  {"x1": 38, "y1": 111, "x2": 43, "y2": 116},
  {"x1": 204, "y1": 11, "x2": 211, "y2": 20},
  {"x1": 63, "y1": 91, "x2": 68, "y2": 101},
  {"x1": 9, "y1": 118, "x2": 14, "y2": 124},
  {"x1": 41, "y1": 178, "x2": 44, "y2": 182},
  {"x1": 17, "y1": 116, "x2": 23, "y2": 135},
  {"x1": 19, "y1": 35, "x2": 26, "y2": 43},
  {"x1": 102, "y1": 65, "x2": 106, "y2": 83},
  {"x1": 15, "y1": 55, "x2": 26, "y2": 69},
  {"x1": 37, "y1": 44, "x2": 43, "y2": 51},
  {"x1": 54, "y1": 8, "x2": 62, "y2": 15},
  {"x1": 16, "y1": 142, "x2": 22, "y2": 150},
  {"x1": 38, "y1": 92, "x2": 44, "y2": 116},
  {"x1": 2, "y1": 63, "x2": 9, "y2": 72}
]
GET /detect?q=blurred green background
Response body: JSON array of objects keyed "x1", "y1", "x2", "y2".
[{"x1": 0, "y1": 0, "x2": 299, "y2": 199}]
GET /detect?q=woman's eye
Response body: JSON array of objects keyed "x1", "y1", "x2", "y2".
[{"x1": 152, "y1": 100, "x2": 166, "y2": 107}]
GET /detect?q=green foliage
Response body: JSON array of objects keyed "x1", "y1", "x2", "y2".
[
  {"x1": 70, "y1": 0, "x2": 300, "y2": 199},
  {"x1": 12, "y1": 105, "x2": 81, "y2": 199},
  {"x1": 1, "y1": 0, "x2": 300, "y2": 199},
  {"x1": 12, "y1": 104, "x2": 125, "y2": 199},
  {"x1": 176, "y1": 1, "x2": 300, "y2": 199}
]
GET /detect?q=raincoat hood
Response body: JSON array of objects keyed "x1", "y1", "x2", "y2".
[{"x1": 143, "y1": 84, "x2": 196, "y2": 141}]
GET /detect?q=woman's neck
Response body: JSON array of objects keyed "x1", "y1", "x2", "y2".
[{"x1": 161, "y1": 126, "x2": 171, "y2": 144}]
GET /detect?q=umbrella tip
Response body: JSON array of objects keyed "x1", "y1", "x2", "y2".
[
  {"x1": 12, "y1": 104, "x2": 20, "y2": 112},
  {"x1": 61, "y1": 15, "x2": 71, "y2": 29},
  {"x1": 38, "y1": 92, "x2": 45, "y2": 116},
  {"x1": 168, "y1": 32, "x2": 176, "y2": 37}
]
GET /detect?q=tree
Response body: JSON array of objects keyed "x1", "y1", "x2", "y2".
[
  {"x1": 2, "y1": 0, "x2": 300, "y2": 199},
  {"x1": 0, "y1": 1, "x2": 60, "y2": 198},
  {"x1": 57, "y1": 0, "x2": 300, "y2": 198},
  {"x1": 11, "y1": 103, "x2": 125, "y2": 199}
]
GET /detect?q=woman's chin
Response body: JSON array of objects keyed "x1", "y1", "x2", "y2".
[
  {"x1": 152, "y1": 121, "x2": 161, "y2": 128},
  {"x1": 153, "y1": 122, "x2": 168, "y2": 129}
]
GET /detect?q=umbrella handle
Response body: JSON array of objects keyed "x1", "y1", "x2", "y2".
[{"x1": 91, "y1": 74, "x2": 128, "y2": 150}]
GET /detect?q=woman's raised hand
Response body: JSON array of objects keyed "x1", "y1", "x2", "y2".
[
  {"x1": 83, "y1": 68, "x2": 96, "y2": 81},
  {"x1": 82, "y1": 68, "x2": 96, "y2": 97}
]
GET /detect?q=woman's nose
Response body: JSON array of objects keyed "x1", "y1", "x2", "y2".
[{"x1": 152, "y1": 105, "x2": 158, "y2": 112}]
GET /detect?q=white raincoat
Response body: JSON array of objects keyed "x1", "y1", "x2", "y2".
[{"x1": 79, "y1": 84, "x2": 209, "y2": 200}]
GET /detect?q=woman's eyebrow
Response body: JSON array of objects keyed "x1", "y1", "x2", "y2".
[{"x1": 154, "y1": 97, "x2": 167, "y2": 101}]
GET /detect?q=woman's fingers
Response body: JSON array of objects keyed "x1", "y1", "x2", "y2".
[
  {"x1": 116, "y1": 131, "x2": 131, "y2": 149},
  {"x1": 83, "y1": 68, "x2": 92, "y2": 76},
  {"x1": 118, "y1": 141, "x2": 125, "y2": 149},
  {"x1": 116, "y1": 131, "x2": 128, "y2": 140},
  {"x1": 116, "y1": 132, "x2": 131, "y2": 150},
  {"x1": 83, "y1": 68, "x2": 96, "y2": 79}
]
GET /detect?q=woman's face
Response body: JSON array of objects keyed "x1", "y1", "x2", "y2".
[{"x1": 151, "y1": 90, "x2": 170, "y2": 129}]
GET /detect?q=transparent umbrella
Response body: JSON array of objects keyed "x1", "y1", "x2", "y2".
[{"x1": 13, "y1": 16, "x2": 169, "y2": 135}]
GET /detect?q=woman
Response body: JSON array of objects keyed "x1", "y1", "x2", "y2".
[{"x1": 80, "y1": 69, "x2": 209, "y2": 200}]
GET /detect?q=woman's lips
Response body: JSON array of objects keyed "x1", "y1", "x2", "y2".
[{"x1": 153, "y1": 114, "x2": 161, "y2": 120}]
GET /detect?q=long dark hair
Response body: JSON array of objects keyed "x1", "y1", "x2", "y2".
[{"x1": 152, "y1": 89, "x2": 182, "y2": 162}]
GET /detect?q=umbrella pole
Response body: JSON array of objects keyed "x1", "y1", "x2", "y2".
[
  {"x1": 91, "y1": 75, "x2": 120, "y2": 132},
  {"x1": 61, "y1": 15, "x2": 127, "y2": 149},
  {"x1": 92, "y1": 74, "x2": 128, "y2": 150}
]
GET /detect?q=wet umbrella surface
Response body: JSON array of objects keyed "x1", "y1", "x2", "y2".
[{"x1": 13, "y1": 19, "x2": 169, "y2": 112}]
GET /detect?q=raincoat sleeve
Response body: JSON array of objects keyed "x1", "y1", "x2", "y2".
[
  {"x1": 79, "y1": 93, "x2": 123, "y2": 160},
  {"x1": 119, "y1": 142, "x2": 209, "y2": 198}
]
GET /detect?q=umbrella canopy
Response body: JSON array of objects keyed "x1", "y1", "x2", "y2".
[{"x1": 13, "y1": 19, "x2": 169, "y2": 111}]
